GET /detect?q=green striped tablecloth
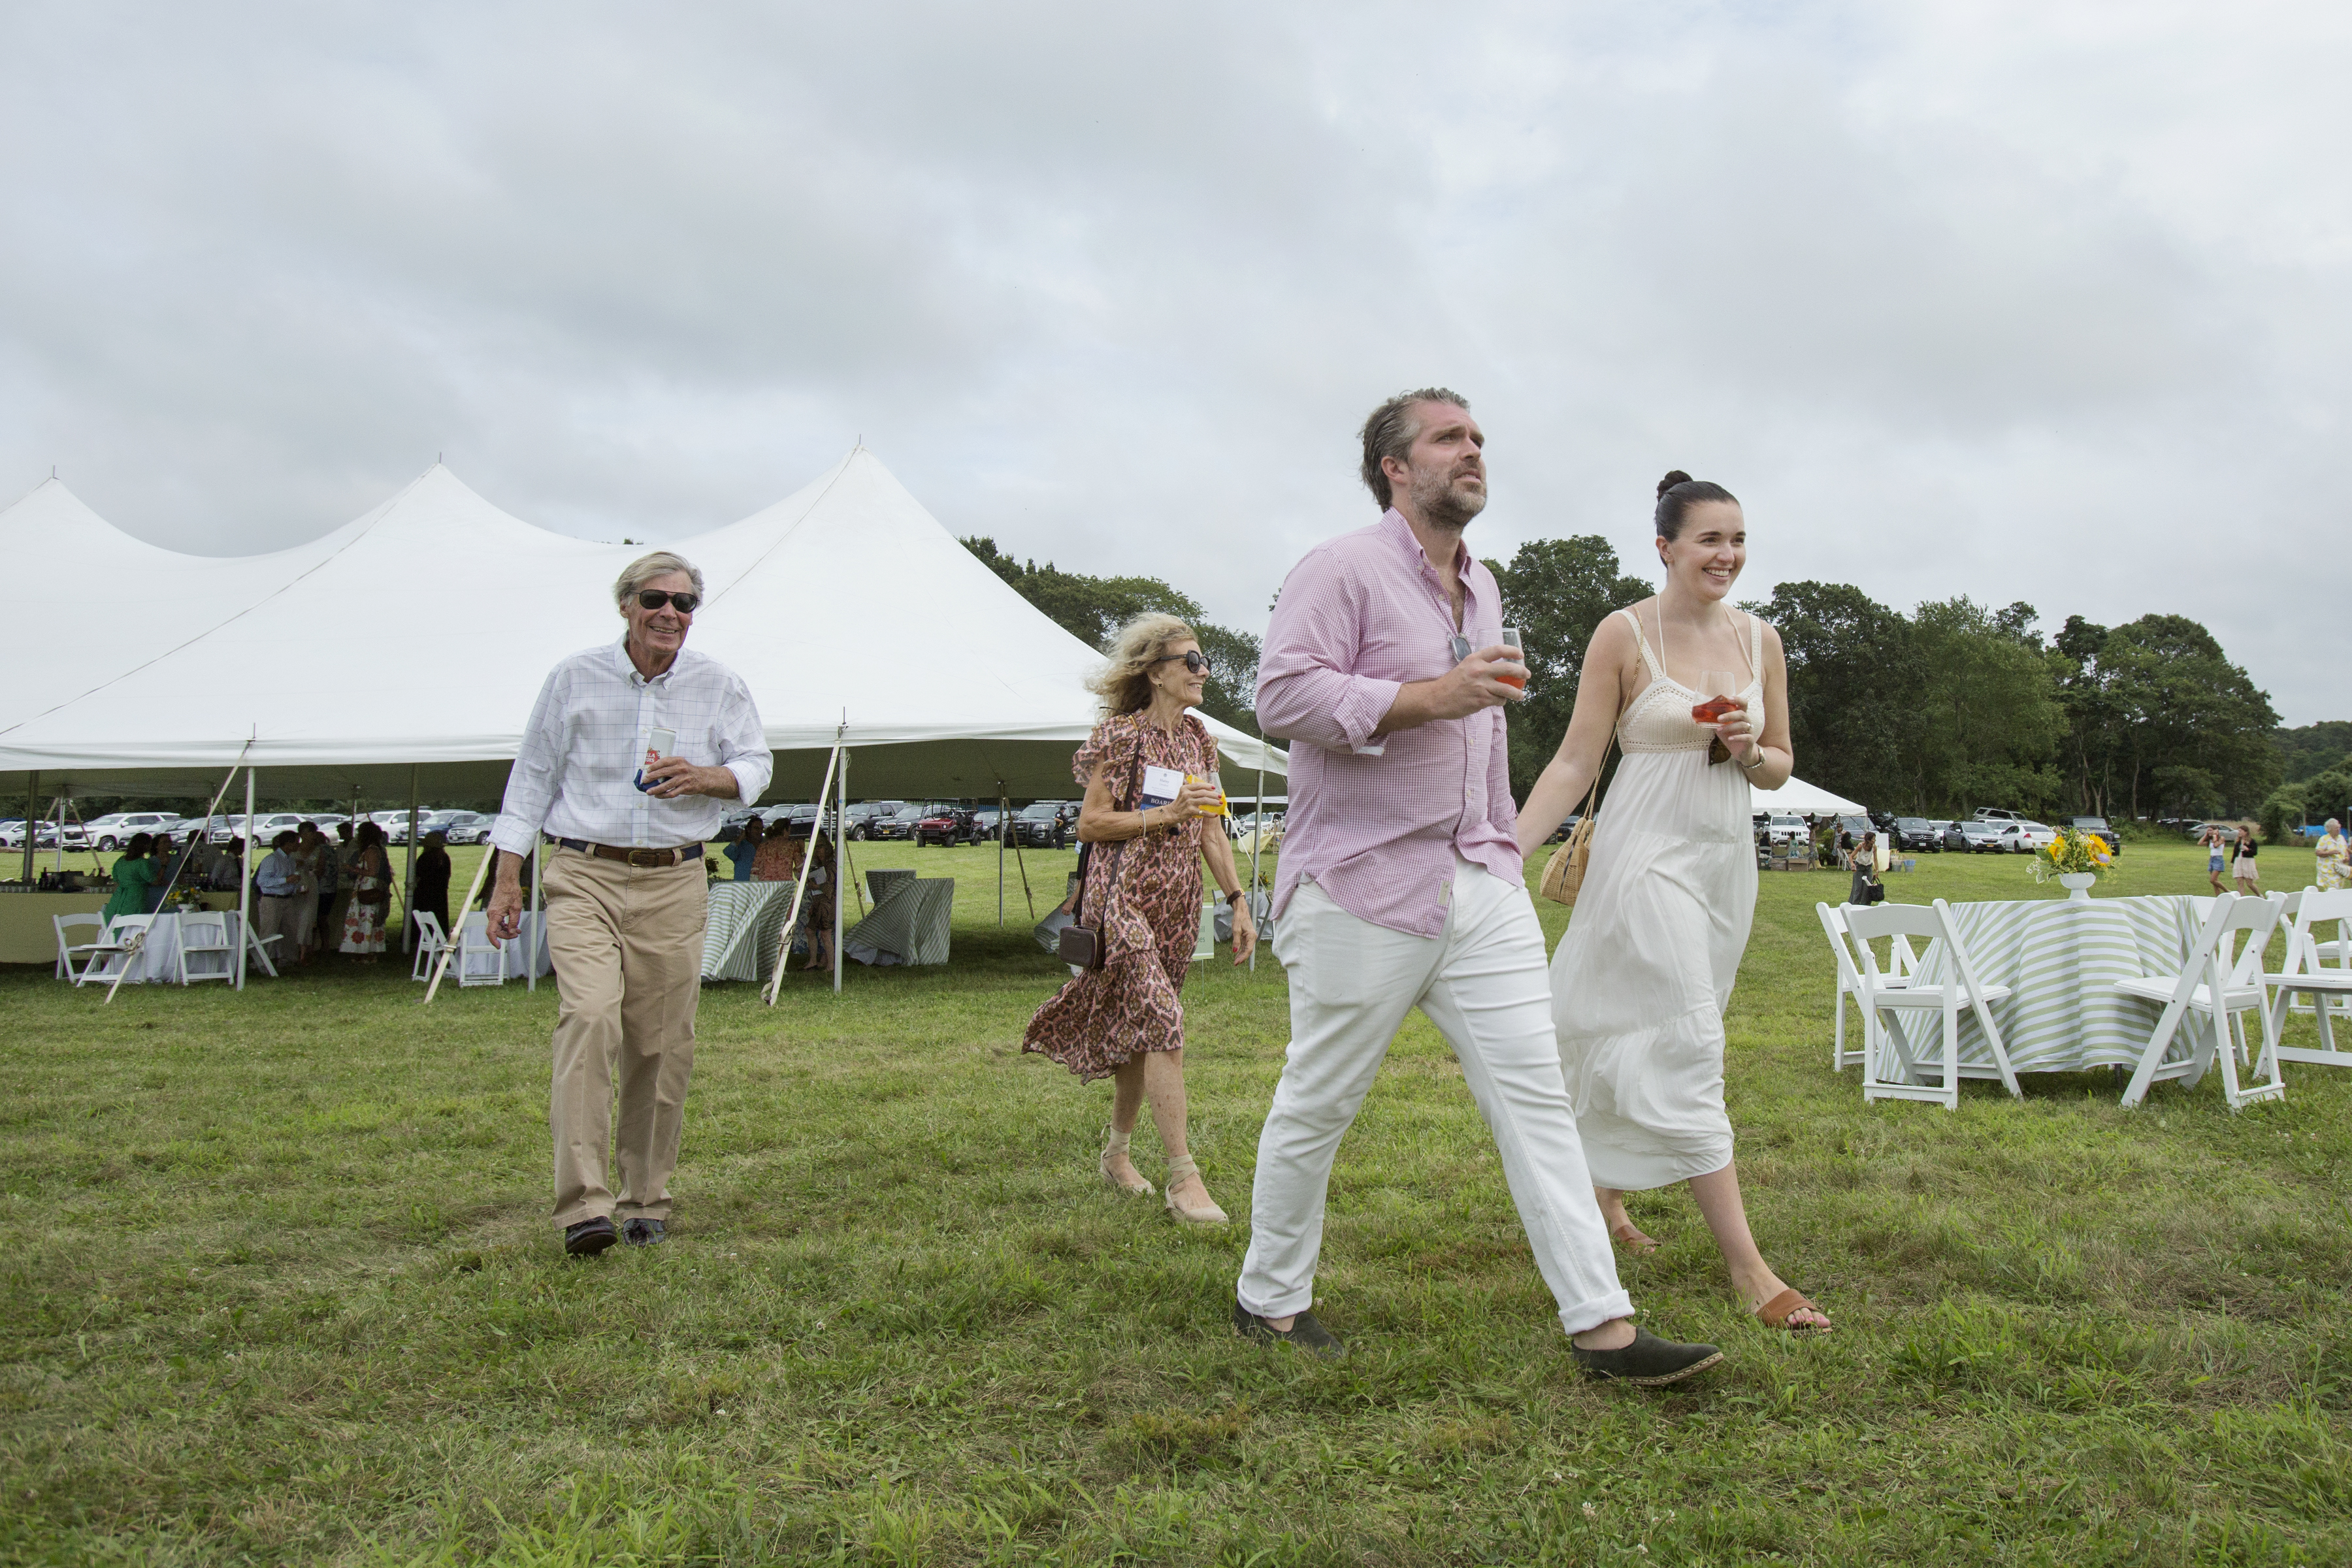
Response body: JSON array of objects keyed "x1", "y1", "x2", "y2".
[
  {"x1": 700, "y1": 881, "x2": 802, "y2": 983},
  {"x1": 1886, "y1": 894, "x2": 2208, "y2": 1075}
]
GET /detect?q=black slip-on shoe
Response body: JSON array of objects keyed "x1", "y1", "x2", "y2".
[
  {"x1": 621, "y1": 1217, "x2": 666, "y2": 1247},
  {"x1": 1233, "y1": 1299, "x2": 1347, "y2": 1360},
  {"x1": 1571, "y1": 1326, "x2": 1723, "y2": 1386},
  {"x1": 563, "y1": 1217, "x2": 618, "y2": 1257}
]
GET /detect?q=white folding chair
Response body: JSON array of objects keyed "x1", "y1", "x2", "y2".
[
  {"x1": 173, "y1": 912, "x2": 236, "y2": 984},
  {"x1": 457, "y1": 913, "x2": 508, "y2": 987},
  {"x1": 53, "y1": 913, "x2": 105, "y2": 980},
  {"x1": 2266, "y1": 887, "x2": 2352, "y2": 1069},
  {"x1": 410, "y1": 910, "x2": 450, "y2": 982},
  {"x1": 2114, "y1": 892, "x2": 2286, "y2": 1111},
  {"x1": 1817, "y1": 902, "x2": 1919, "y2": 1071},
  {"x1": 71, "y1": 914, "x2": 155, "y2": 987},
  {"x1": 1848, "y1": 898, "x2": 2018, "y2": 1109}
]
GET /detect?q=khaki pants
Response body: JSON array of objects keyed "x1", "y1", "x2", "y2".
[
  {"x1": 543, "y1": 847, "x2": 709, "y2": 1229},
  {"x1": 254, "y1": 894, "x2": 298, "y2": 961}
]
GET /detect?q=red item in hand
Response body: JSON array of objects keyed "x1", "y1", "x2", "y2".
[
  {"x1": 1690, "y1": 695, "x2": 1745, "y2": 724},
  {"x1": 1495, "y1": 670, "x2": 1527, "y2": 691}
]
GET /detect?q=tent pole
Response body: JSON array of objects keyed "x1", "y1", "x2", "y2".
[
  {"x1": 834, "y1": 748, "x2": 847, "y2": 994},
  {"x1": 235, "y1": 767, "x2": 255, "y2": 990},
  {"x1": 527, "y1": 836, "x2": 542, "y2": 992},
  {"x1": 20, "y1": 772, "x2": 35, "y2": 884},
  {"x1": 996, "y1": 783, "x2": 1005, "y2": 927},
  {"x1": 402, "y1": 765, "x2": 419, "y2": 955}
]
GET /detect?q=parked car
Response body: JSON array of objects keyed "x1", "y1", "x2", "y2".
[
  {"x1": 775, "y1": 804, "x2": 833, "y2": 840},
  {"x1": 1891, "y1": 817, "x2": 1944, "y2": 853},
  {"x1": 1957, "y1": 820, "x2": 2010, "y2": 853},
  {"x1": 2066, "y1": 816, "x2": 2123, "y2": 858},
  {"x1": 385, "y1": 809, "x2": 465, "y2": 845},
  {"x1": 1938, "y1": 820, "x2": 1969, "y2": 853},
  {"x1": 1757, "y1": 813, "x2": 1810, "y2": 846},
  {"x1": 2010, "y1": 821, "x2": 2058, "y2": 853},
  {"x1": 0, "y1": 819, "x2": 63, "y2": 851},
  {"x1": 1971, "y1": 807, "x2": 2025, "y2": 823},
  {"x1": 844, "y1": 801, "x2": 908, "y2": 841},
  {"x1": 436, "y1": 811, "x2": 495, "y2": 845},
  {"x1": 83, "y1": 811, "x2": 184, "y2": 851},
  {"x1": 868, "y1": 806, "x2": 923, "y2": 843},
  {"x1": 1011, "y1": 802, "x2": 1071, "y2": 848},
  {"x1": 971, "y1": 808, "x2": 1004, "y2": 841}
]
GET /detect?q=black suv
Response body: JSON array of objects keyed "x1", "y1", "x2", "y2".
[
  {"x1": 844, "y1": 802, "x2": 907, "y2": 841},
  {"x1": 1892, "y1": 817, "x2": 1943, "y2": 853},
  {"x1": 1011, "y1": 802, "x2": 1071, "y2": 848},
  {"x1": 868, "y1": 805, "x2": 923, "y2": 843}
]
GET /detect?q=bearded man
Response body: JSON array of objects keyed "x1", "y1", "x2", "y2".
[{"x1": 1230, "y1": 389, "x2": 1722, "y2": 1386}]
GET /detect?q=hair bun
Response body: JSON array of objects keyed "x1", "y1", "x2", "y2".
[{"x1": 1657, "y1": 470, "x2": 1693, "y2": 498}]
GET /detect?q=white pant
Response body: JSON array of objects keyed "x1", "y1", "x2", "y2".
[{"x1": 1237, "y1": 858, "x2": 1633, "y2": 1336}]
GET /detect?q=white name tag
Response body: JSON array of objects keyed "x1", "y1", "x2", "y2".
[{"x1": 1138, "y1": 765, "x2": 1186, "y2": 809}]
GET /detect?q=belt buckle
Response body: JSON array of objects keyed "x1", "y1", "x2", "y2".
[{"x1": 627, "y1": 848, "x2": 668, "y2": 868}]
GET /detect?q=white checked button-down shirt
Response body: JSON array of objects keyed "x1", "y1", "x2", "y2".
[{"x1": 491, "y1": 638, "x2": 771, "y2": 858}]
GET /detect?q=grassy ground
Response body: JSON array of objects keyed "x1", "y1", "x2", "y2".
[{"x1": 2, "y1": 837, "x2": 2347, "y2": 1565}]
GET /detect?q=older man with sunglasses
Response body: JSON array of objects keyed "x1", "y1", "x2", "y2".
[{"x1": 487, "y1": 552, "x2": 771, "y2": 1256}]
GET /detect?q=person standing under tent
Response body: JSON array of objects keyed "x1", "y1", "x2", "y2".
[
  {"x1": 412, "y1": 830, "x2": 453, "y2": 947},
  {"x1": 1233, "y1": 389, "x2": 1721, "y2": 1384},
  {"x1": 289, "y1": 822, "x2": 327, "y2": 962},
  {"x1": 1021, "y1": 613, "x2": 1258, "y2": 1227},
  {"x1": 1516, "y1": 471, "x2": 1829, "y2": 1337},
  {"x1": 252, "y1": 830, "x2": 304, "y2": 968},
  {"x1": 726, "y1": 815, "x2": 764, "y2": 881},
  {"x1": 485, "y1": 551, "x2": 770, "y2": 1258},
  {"x1": 101, "y1": 834, "x2": 157, "y2": 926},
  {"x1": 338, "y1": 823, "x2": 393, "y2": 960},
  {"x1": 798, "y1": 834, "x2": 835, "y2": 970}
]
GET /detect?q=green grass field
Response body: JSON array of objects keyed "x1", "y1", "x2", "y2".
[{"x1": 3, "y1": 836, "x2": 2347, "y2": 1565}]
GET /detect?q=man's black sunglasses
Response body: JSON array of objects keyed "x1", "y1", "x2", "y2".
[
  {"x1": 636, "y1": 589, "x2": 701, "y2": 613},
  {"x1": 1153, "y1": 650, "x2": 1214, "y2": 675}
]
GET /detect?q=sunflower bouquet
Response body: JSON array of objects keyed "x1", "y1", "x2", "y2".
[{"x1": 2031, "y1": 827, "x2": 2113, "y2": 884}]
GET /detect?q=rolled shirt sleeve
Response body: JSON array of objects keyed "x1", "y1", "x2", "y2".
[
  {"x1": 716, "y1": 672, "x2": 771, "y2": 808},
  {"x1": 1256, "y1": 552, "x2": 1403, "y2": 754}
]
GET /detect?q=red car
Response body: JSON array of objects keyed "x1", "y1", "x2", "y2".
[{"x1": 915, "y1": 806, "x2": 977, "y2": 847}]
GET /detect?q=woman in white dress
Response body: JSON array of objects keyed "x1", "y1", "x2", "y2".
[{"x1": 1515, "y1": 472, "x2": 1829, "y2": 1336}]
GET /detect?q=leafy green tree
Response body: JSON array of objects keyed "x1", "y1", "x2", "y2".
[
  {"x1": 959, "y1": 536, "x2": 1260, "y2": 734},
  {"x1": 1488, "y1": 536, "x2": 1652, "y2": 797},
  {"x1": 1908, "y1": 597, "x2": 2066, "y2": 815},
  {"x1": 2097, "y1": 615, "x2": 2280, "y2": 819},
  {"x1": 2277, "y1": 721, "x2": 2352, "y2": 783},
  {"x1": 1755, "y1": 581, "x2": 1921, "y2": 809}
]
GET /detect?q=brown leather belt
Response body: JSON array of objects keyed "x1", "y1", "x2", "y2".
[{"x1": 556, "y1": 838, "x2": 703, "y2": 868}]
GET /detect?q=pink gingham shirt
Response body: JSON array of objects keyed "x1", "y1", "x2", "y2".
[{"x1": 1256, "y1": 509, "x2": 1520, "y2": 938}]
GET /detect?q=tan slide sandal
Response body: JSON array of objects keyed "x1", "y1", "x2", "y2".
[{"x1": 1755, "y1": 1288, "x2": 1831, "y2": 1336}]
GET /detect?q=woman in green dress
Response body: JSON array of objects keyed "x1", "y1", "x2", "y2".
[{"x1": 101, "y1": 832, "x2": 158, "y2": 926}]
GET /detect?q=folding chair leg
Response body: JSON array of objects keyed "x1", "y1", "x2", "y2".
[
  {"x1": 1941, "y1": 1003, "x2": 1961, "y2": 1111},
  {"x1": 1833, "y1": 989, "x2": 1848, "y2": 1071},
  {"x1": 2121, "y1": 1000, "x2": 2189, "y2": 1107}
]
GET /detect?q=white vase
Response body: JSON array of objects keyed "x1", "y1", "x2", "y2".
[{"x1": 2057, "y1": 872, "x2": 2097, "y2": 900}]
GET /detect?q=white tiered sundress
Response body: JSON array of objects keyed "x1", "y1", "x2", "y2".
[{"x1": 1549, "y1": 606, "x2": 1763, "y2": 1192}]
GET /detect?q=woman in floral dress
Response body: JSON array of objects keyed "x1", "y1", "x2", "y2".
[
  {"x1": 1023, "y1": 613, "x2": 1257, "y2": 1224},
  {"x1": 338, "y1": 822, "x2": 392, "y2": 958},
  {"x1": 2315, "y1": 818, "x2": 2348, "y2": 892}
]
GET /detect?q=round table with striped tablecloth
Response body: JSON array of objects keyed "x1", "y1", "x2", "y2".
[{"x1": 1884, "y1": 894, "x2": 2210, "y2": 1076}]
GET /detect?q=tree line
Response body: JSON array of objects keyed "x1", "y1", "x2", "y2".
[{"x1": 966, "y1": 531, "x2": 2339, "y2": 829}]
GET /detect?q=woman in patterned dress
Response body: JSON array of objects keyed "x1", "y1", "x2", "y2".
[
  {"x1": 1022, "y1": 613, "x2": 1258, "y2": 1224},
  {"x1": 338, "y1": 822, "x2": 392, "y2": 959},
  {"x1": 2316, "y1": 819, "x2": 2349, "y2": 892}
]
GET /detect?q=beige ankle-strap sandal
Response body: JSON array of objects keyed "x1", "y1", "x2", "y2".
[
  {"x1": 1100, "y1": 1127, "x2": 1154, "y2": 1196},
  {"x1": 1163, "y1": 1154, "x2": 1228, "y2": 1225}
]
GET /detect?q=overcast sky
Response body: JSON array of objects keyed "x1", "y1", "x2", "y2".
[{"x1": 5, "y1": 2, "x2": 2344, "y2": 722}]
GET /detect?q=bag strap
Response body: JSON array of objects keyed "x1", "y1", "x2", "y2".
[{"x1": 1070, "y1": 727, "x2": 1150, "y2": 926}]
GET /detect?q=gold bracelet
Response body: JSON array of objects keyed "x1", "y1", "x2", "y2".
[{"x1": 1739, "y1": 748, "x2": 1766, "y2": 773}]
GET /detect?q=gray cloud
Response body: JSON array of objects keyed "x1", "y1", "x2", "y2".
[{"x1": 2, "y1": 1, "x2": 2343, "y2": 719}]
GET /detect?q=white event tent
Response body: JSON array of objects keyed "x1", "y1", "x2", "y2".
[
  {"x1": 1750, "y1": 775, "x2": 1865, "y2": 815},
  {"x1": 0, "y1": 448, "x2": 1285, "y2": 804}
]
